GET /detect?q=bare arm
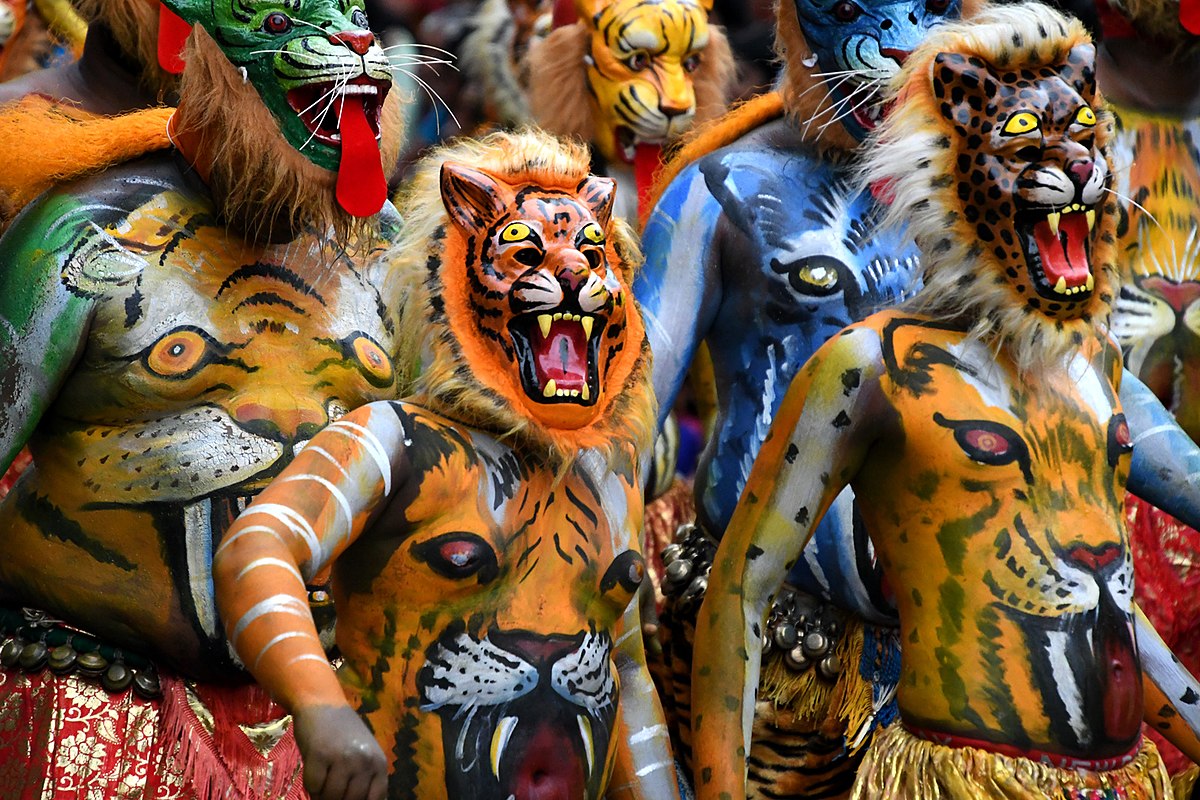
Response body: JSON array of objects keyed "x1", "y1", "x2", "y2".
[
  {"x1": 1122, "y1": 369, "x2": 1200, "y2": 529},
  {"x1": 213, "y1": 400, "x2": 413, "y2": 800},
  {"x1": 634, "y1": 163, "x2": 724, "y2": 429},
  {"x1": 1137, "y1": 606, "x2": 1200, "y2": 763},
  {"x1": 690, "y1": 326, "x2": 888, "y2": 800},
  {"x1": 607, "y1": 590, "x2": 683, "y2": 800}
]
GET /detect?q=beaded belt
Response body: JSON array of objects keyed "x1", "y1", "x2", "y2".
[
  {"x1": 0, "y1": 607, "x2": 162, "y2": 698},
  {"x1": 660, "y1": 522, "x2": 846, "y2": 681}
]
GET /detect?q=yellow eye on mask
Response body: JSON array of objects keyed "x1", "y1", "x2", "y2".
[
  {"x1": 501, "y1": 222, "x2": 533, "y2": 242},
  {"x1": 581, "y1": 223, "x2": 605, "y2": 244},
  {"x1": 1074, "y1": 106, "x2": 1096, "y2": 127},
  {"x1": 1002, "y1": 111, "x2": 1041, "y2": 136}
]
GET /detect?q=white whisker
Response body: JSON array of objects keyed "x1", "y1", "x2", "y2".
[{"x1": 398, "y1": 68, "x2": 461, "y2": 132}]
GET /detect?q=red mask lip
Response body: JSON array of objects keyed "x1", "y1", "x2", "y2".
[{"x1": 1018, "y1": 202, "x2": 1098, "y2": 300}]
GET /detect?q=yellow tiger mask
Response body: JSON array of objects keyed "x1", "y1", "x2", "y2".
[{"x1": 524, "y1": 0, "x2": 732, "y2": 167}]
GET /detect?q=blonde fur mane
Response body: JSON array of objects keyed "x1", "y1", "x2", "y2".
[
  {"x1": 859, "y1": 2, "x2": 1119, "y2": 375},
  {"x1": 522, "y1": 15, "x2": 733, "y2": 145},
  {"x1": 390, "y1": 128, "x2": 656, "y2": 468},
  {"x1": 173, "y1": 25, "x2": 402, "y2": 246},
  {"x1": 75, "y1": 0, "x2": 175, "y2": 99}
]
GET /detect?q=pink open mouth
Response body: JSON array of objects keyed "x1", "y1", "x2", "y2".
[{"x1": 511, "y1": 313, "x2": 603, "y2": 405}]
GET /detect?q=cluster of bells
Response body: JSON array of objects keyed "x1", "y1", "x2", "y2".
[
  {"x1": 0, "y1": 632, "x2": 162, "y2": 698},
  {"x1": 660, "y1": 523, "x2": 843, "y2": 681}
]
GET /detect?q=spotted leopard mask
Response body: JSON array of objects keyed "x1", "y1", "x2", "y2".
[
  {"x1": 932, "y1": 45, "x2": 1112, "y2": 320},
  {"x1": 579, "y1": 0, "x2": 713, "y2": 164},
  {"x1": 161, "y1": 0, "x2": 392, "y2": 213}
]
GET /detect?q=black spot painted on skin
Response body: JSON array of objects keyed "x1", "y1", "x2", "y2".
[
  {"x1": 746, "y1": 545, "x2": 764, "y2": 561},
  {"x1": 723, "y1": 695, "x2": 739, "y2": 711},
  {"x1": 1181, "y1": 688, "x2": 1199, "y2": 705},
  {"x1": 832, "y1": 411, "x2": 851, "y2": 428},
  {"x1": 702, "y1": 767, "x2": 712, "y2": 784},
  {"x1": 795, "y1": 507, "x2": 809, "y2": 525},
  {"x1": 785, "y1": 443, "x2": 799, "y2": 464}
]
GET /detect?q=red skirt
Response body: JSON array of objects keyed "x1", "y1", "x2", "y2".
[
  {"x1": 0, "y1": 664, "x2": 307, "y2": 799},
  {"x1": 1127, "y1": 492, "x2": 1200, "y2": 775}
]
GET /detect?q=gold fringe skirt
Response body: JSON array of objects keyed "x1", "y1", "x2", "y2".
[{"x1": 853, "y1": 724, "x2": 1171, "y2": 800}]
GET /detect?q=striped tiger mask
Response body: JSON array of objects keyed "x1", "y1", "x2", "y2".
[
  {"x1": 160, "y1": 0, "x2": 391, "y2": 177},
  {"x1": 428, "y1": 157, "x2": 653, "y2": 457},
  {"x1": 579, "y1": 0, "x2": 714, "y2": 164}
]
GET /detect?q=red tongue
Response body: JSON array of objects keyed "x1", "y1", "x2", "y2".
[
  {"x1": 1032, "y1": 212, "x2": 1091, "y2": 288},
  {"x1": 634, "y1": 143, "x2": 661, "y2": 220},
  {"x1": 335, "y1": 97, "x2": 387, "y2": 218}
]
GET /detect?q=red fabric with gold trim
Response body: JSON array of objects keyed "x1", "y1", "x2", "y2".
[
  {"x1": 1126, "y1": 492, "x2": 1200, "y2": 775},
  {"x1": 0, "y1": 665, "x2": 307, "y2": 799}
]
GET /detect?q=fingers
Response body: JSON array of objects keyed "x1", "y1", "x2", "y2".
[{"x1": 313, "y1": 742, "x2": 389, "y2": 800}]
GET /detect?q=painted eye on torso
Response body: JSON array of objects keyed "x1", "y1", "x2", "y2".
[
  {"x1": 771, "y1": 255, "x2": 843, "y2": 297},
  {"x1": 599, "y1": 550, "x2": 645, "y2": 608},
  {"x1": 1107, "y1": 413, "x2": 1133, "y2": 467},
  {"x1": 344, "y1": 333, "x2": 395, "y2": 388},
  {"x1": 933, "y1": 412, "x2": 1033, "y2": 482},
  {"x1": 351, "y1": 8, "x2": 369, "y2": 28},
  {"x1": 142, "y1": 327, "x2": 221, "y2": 380},
  {"x1": 412, "y1": 532, "x2": 500, "y2": 584}
]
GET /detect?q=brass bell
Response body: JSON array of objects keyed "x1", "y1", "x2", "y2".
[
  {"x1": 102, "y1": 662, "x2": 133, "y2": 693},
  {"x1": 772, "y1": 623, "x2": 799, "y2": 651},
  {"x1": 48, "y1": 644, "x2": 78, "y2": 673},
  {"x1": 802, "y1": 631, "x2": 829, "y2": 659},
  {"x1": 132, "y1": 669, "x2": 162, "y2": 699},
  {"x1": 785, "y1": 645, "x2": 810, "y2": 672},
  {"x1": 76, "y1": 650, "x2": 108, "y2": 677},
  {"x1": 818, "y1": 653, "x2": 842, "y2": 681},
  {"x1": 0, "y1": 639, "x2": 23, "y2": 668},
  {"x1": 18, "y1": 642, "x2": 48, "y2": 671},
  {"x1": 761, "y1": 633, "x2": 773, "y2": 655},
  {"x1": 661, "y1": 544, "x2": 684, "y2": 564}
]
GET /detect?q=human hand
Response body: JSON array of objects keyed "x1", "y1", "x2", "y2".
[{"x1": 293, "y1": 704, "x2": 388, "y2": 800}]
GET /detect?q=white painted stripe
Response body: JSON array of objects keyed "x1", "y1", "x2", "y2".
[
  {"x1": 239, "y1": 504, "x2": 325, "y2": 566},
  {"x1": 634, "y1": 760, "x2": 671, "y2": 778},
  {"x1": 230, "y1": 594, "x2": 311, "y2": 643},
  {"x1": 326, "y1": 420, "x2": 393, "y2": 495},
  {"x1": 214, "y1": 525, "x2": 287, "y2": 558},
  {"x1": 236, "y1": 557, "x2": 305, "y2": 586},
  {"x1": 1132, "y1": 423, "x2": 1177, "y2": 445},
  {"x1": 1045, "y1": 629, "x2": 1088, "y2": 741},
  {"x1": 278, "y1": 473, "x2": 353, "y2": 535},
  {"x1": 629, "y1": 724, "x2": 668, "y2": 745},
  {"x1": 287, "y1": 653, "x2": 332, "y2": 667},
  {"x1": 305, "y1": 446, "x2": 353, "y2": 480},
  {"x1": 254, "y1": 630, "x2": 321, "y2": 670}
]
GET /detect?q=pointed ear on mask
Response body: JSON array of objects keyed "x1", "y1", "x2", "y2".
[
  {"x1": 440, "y1": 163, "x2": 510, "y2": 232},
  {"x1": 576, "y1": 175, "x2": 615, "y2": 228}
]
